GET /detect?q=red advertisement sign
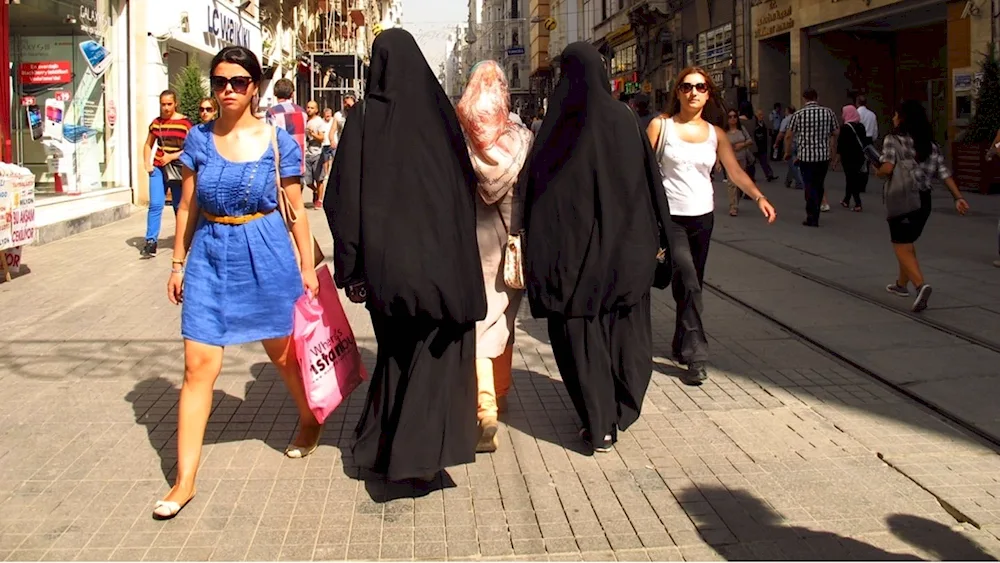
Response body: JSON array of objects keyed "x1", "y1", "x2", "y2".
[
  {"x1": 54, "y1": 91, "x2": 70, "y2": 102},
  {"x1": 20, "y1": 97, "x2": 35, "y2": 106},
  {"x1": 18, "y1": 61, "x2": 71, "y2": 85}
]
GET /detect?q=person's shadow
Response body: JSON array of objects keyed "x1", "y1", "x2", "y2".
[
  {"x1": 126, "y1": 362, "x2": 303, "y2": 483},
  {"x1": 678, "y1": 486, "x2": 997, "y2": 560}
]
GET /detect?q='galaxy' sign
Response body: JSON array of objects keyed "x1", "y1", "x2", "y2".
[{"x1": 207, "y1": 6, "x2": 251, "y2": 48}]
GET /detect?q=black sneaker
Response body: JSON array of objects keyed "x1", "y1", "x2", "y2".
[
  {"x1": 681, "y1": 361, "x2": 708, "y2": 386},
  {"x1": 578, "y1": 428, "x2": 614, "y2": 453},
  {"x1": 912, "y1": 284, "x2": 933, "y2": 312},
  {"x1": 146, "y1": 240, "x2": 158, "y2": 257}
]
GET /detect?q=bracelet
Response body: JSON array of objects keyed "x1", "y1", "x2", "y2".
[
  {"x1": 755, "y1": 195, "x2": 767, "y2": 203},
  {"x1": 171, "y1": 267, "x2": 185, "y2": 275},
  {"x1": 171, "y1": 258, "x2": 185, "y2": 265}
]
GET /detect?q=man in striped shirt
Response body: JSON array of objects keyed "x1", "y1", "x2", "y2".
[
  {"x1": 784, "y1": 88, "x2": 839, "y2": 227},
  {"x1": 265, "y1": 78, "x2": 307, "y2": 172}
]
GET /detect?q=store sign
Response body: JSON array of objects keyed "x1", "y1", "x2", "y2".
[
  {"x1": 54, "y1": 91, "x2": 71, "y2": 102},
  {"x1": 18, "y1": 61, "x2": 72, "y2": 85},
  {"x1": 0, "y1": 174, "x2": 36, "y2": 252},
  {"x1": 207, "y1": 6, "x2": 252, "y2": 48},
  {"x1": 754, "y1": 1, "x2": 793, "y2": 38}
]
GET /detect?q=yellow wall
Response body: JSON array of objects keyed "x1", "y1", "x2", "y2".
[{"x1": 529, "y1": 0, "x2": 551, "y2": 74}]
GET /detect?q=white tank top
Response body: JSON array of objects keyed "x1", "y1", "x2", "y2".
[{"x1": 657, "y1": 117, "x2": 718, "y2": 216}]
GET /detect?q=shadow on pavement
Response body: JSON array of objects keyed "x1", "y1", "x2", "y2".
[
  {"x1": 887, "y1": 514, "x2": 995, "y2": 561},
  {"x1": 677, "y1": 486, "x2": 992, "y2": 561}
]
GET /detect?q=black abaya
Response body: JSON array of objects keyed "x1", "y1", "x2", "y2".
[
  {"x1": 324, "y1": 29, "x2": 484, "y2": 480},
  {"x1": 520, "y1": 43, "x2": 672, "y2": 445}
]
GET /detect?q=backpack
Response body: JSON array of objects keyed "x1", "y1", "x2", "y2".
[{"x1": 882, "y1": 136, "x2": 922, "y2": 219}]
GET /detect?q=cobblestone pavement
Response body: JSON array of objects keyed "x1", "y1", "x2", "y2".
[{"x1": 1, "y1": 210, "x2": 1000, "y2": 561}]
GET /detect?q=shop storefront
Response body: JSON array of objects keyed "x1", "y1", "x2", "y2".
[
  {"x1": 134, "y1": 0, "x2": 263, "y2": 205},
  {"x1": 3, "y1": 0, "x2": 131, "y2": 240},
  {"x1": 749, "y1": 0, "x2": 991, "y2": 151}
]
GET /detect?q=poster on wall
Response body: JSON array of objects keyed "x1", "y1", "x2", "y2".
[{"x1": 18, "y1": 36, "x2": 109, "y2": 194}]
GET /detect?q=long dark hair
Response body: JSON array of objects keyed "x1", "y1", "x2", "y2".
[
  {"x1": 667, "y1": 66, "x2": 727, "y2": 127},
  {"x1": 892, "y1": 100, "x2": 933, "y2": 163}
]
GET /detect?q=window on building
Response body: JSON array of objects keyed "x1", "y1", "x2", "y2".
[
  {"x1": 512, "y1": 63, "x2": 520, "y2": 88},
  {"x1": 511, "y1": 0, "x2": 519, "y2": 19},
  {"x1": 602, "y1": 0, "x2": 609, "y2": 21},
  {"x1": 611, "y1": 43, "x2": 635, "y2": 75},
  {"x1": 584, "y1": 0, "x2": 593, "y2": 32},
  {"x1": 512, "y1": 30, "x2": 520, "y2": 46},
  {"x1": 685, "y1": 44, "x2": 694, "y2": 67},
  {"x1": 618, "y1": 0, "x2": 625, "y2": 11},
  {"x1": 696, "y1": 23, "x2": 732, "y2": 67}
]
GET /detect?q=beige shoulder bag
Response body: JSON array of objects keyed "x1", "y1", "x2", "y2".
[{"x1": 271, "y1": 127, "x2": 325, "y2": 268}]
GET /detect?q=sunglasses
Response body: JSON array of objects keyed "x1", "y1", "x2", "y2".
[
  {"x1": 210, "y1": 75, "x2": 254, "y2": 94},
  {"x1": 728, "y1": 114, "x2": 738, "y2": 119},
  {"x1": 679, "y1": 82, "x2": 709, "y2": 94},
  {"x1": 199, "y1": 106, "x2": 214, "y2": 112}
]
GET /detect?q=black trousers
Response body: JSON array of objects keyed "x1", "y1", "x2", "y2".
[
  {"x1": 800, "y1": 160, "x2": 830, "y2": 225},
  {"x1": 842, "y1": 170, "x2": 868, "y2": 207},
  {"x1": 669, "y1": 213, "x2": 714, "y2": 364},
  {"x1": 546, "y1": 293, "x2": 653, "y2": 441}
]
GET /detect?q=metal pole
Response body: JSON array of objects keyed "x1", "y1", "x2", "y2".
[{"x1": 310, "y1": 52, "x2": 316, "y2": 104}]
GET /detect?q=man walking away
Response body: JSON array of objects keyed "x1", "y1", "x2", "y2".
[
  {"x1": 785, "y1": 88, "x2": 839, "y2": 227},
  {"x1": 769, "y1": 103, "x2": 783, "y2": 159},
  {"x1": 265, "y1": 78, "x2": 307, "y2": 167},
  {"x1": 303, "y1": 101, "x2": 326, "y2": 207},
  {"x1": 856, "y1": 94, "x2": 878, "y2": 144},
  {"x1": 775, "y1": 106, "x2": 803, "y2": 189},
  {"x1": 530, "y1": 108, "x2": 544, "y2": 135}
]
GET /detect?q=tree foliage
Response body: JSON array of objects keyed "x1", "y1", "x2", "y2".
[
  {"x1": 963, "y1": 44, "x2": 1000, "y2": 143},
  {"x1": 171, "y1": 65, "x2": 209, "y2": 124}
]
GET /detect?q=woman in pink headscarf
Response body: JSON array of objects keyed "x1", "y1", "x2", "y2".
[
  {"x1": 456, "y1": 61, "x2": 533, "y2": 453},
  {"x1": 833, "y1": 104, "x2": 872, "y2": 212}
]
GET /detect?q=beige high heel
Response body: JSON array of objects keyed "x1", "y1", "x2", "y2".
[
  {"x1": 476, "y1": 416, "x2": 499, "y2": 453},
  {"x1": 285, "y1": 426, "x2": 323, "y2": 459},
  {"x1": 152, "y1": 493, "x2": 195, "y2": 520}
]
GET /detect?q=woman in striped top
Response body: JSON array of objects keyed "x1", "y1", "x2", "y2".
[{"x1": 142, "y1": 90, "x2": 193, "y2": 257}]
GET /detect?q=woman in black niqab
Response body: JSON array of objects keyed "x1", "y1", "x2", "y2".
[
  {"x1": 324, "y1": 28, "x2": 486, "y2": 481},
  {"x1": 520, "y1": 42, "x2": 672, "y2": 453}
]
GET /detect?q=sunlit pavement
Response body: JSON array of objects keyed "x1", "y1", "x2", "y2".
[{"x1": 1, "y1": 203, "x2": 999, "y2": 561}]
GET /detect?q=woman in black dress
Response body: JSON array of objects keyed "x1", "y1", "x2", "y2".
[
  {"x1": 520, "y1": 42, "x2": 672, "y2": 453},
  {"x1": 833, "y1": 105, "x2": 870, "y2": 212},
  {"x1": 324, "y1": 29, "x2": 486, "y2": 481}
]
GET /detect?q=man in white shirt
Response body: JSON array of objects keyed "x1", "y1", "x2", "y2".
[
  {"x1": 304, "y1": 100, "x2": 327, "y2": 207},
  {"x1": 856, "y1": 95, "x2": 878, "y2": 142},
  {"x1": 319, "y1": 107, "x2": 335, "y2": 192}
]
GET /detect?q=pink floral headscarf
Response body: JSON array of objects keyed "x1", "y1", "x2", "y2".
[
  {"x1": 456, "y1": 61, "x2": 532, "y2": 204},
  {"x1": 842, "y1": 105, "x2": 861, "y2": 124}
]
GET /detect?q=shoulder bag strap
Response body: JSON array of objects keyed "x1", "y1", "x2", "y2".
[
  {"x1": 271, "y1": 126, "x2": 312, "y2": 267},
  {"x1": 654, "y1": 116, "x2": 668, "y2": 159}
]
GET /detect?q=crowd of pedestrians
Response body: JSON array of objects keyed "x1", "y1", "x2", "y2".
[{"x1": 143, "y1": 28, "x2": 983, "y2": 519}]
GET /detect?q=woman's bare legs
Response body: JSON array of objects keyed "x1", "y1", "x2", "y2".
[
  {"x1": 161, "y1": 340, "x2": 224, "y2": 507},
  {"x1": 893, "y1": 243, "x2": 924, "y2": 288},
  {"x1": 261, "y1": 336, "x2": 321, "y2": 449}
]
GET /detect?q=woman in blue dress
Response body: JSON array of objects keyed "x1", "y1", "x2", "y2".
[{"x1": 155, "y1": 46, "x2": 321, "y2": 520}]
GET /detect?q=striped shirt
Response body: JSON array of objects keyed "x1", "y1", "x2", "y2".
[
  {"x1": 266, "y1": 100, "x2": 308, "y2": 163},
  {"x1": 880, "y1": 134, "x2": 951, "y2": 191},
  {"x1": 787, "y1": 102, "x2": 839, "y2": 162},
  {"x1": 150, "y1": 117, "x2": 193, "y2": 168}
]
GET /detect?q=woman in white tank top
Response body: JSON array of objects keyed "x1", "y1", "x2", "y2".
[{"x1": 646, "y1": 67, "x2": 777, "y2": 385}]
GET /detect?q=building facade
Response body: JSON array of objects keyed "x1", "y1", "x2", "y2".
[{"x1": 749, "y1": 0, "x2": 991, "y2": 150}]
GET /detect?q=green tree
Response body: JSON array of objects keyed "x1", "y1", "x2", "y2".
[
  {"x1": 962, "y1": 43, "x2": 1000, "y2": 142},
  {"x1": 171, "y1": 64, "x2": 209, "y2": 124}
]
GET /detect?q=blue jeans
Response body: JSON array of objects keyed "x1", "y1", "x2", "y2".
[{"x1": 145, "y1": 167, "x2": 181, "y2": 242}]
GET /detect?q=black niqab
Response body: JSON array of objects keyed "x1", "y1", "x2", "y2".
[
  {"x1": 522, "y1": 42, "x2": 671, "y2": 318},
  {"x1": 325, "y1": 28, "x2": 486, "y2": 325}
]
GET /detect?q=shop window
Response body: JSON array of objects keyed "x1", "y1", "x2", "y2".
[
  {"x1": 512, "y1": 63, "x2": 520, "y2": 89},
  {"x1": 696, "y1": 23, "x2": 732, "y2": 67},
  {"x1": 611, "y1": 43, "x2": 636, "y2": 75},
  {"x1": 9, "y1": 0, "x2": 124, "y2": 195}
]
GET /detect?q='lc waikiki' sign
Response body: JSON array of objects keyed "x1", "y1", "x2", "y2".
[{"x1": 207, "y1": 6, "x2": 251, "y2": 48}]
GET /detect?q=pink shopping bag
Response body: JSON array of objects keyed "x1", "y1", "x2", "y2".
[{"x1": 293, "y1": 265, "x2": 368, "y2": 424}]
